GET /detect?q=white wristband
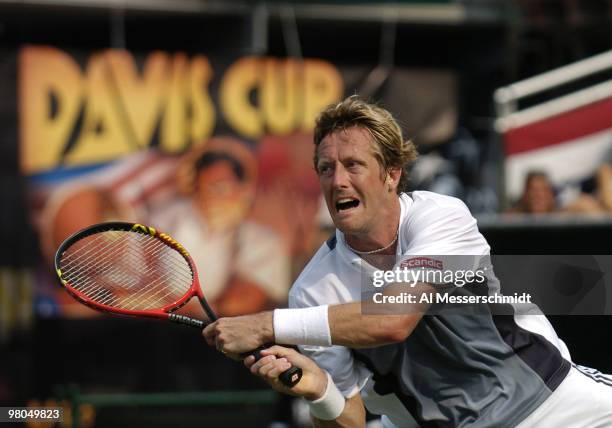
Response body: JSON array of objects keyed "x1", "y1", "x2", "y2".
[
  {"x1": 308, "y1": 371, "x2": 345, "y2": 420},
  {"x1": 273, "y1": 305, "x2": 332, "y2": 346}
]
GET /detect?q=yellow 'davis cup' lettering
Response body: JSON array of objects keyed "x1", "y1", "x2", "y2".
[
  {"x1": 20, "y1": 46, "x2": 343, "y2": 173},
  {"x1": 19, "y1": 47, "x2": 217, "y2": 174}
]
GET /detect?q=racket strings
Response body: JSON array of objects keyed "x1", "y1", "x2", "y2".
[
  {"x1": 79, "y1": 232, "x2": 182, "y2": 291},
  {"x1": 62, "y1": 231, "x2": 190, "y2": 284},
  {"x1": 79, "y1": 244, "x2": 192, "y2": 310},
  {"x1": 121, "y1": 233, "x2": 194, "y2": 307},
  {"x1": 61, "y1": 233, "x2": 159, "y2": 298},
  {"x1": 119, "y1": 240, "x2": 192, "y2": 309},
  {"x1": 64, "y1": 232, "x2": 192, "y2": 297},
  {"x1": 61, "y1": 232, "x2": 125, "y2": 273},
  {"x1": 77, "y1": 233, "x2": 191, "y2": 301},
  {"x1": 59, "y1": 230, "x2": 194, "y2": 311},
  {"x1": 70, "y1": 237, "x2": 192, "y2": 310}
]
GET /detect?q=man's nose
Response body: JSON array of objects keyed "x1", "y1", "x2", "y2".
[{"x1": 331, "y1": 165, "x2": 350, "y2": 189}]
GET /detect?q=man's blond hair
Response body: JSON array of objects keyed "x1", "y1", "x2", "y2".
[{"x1": 313, "y1": 96, "x2": 418, "y2": 193}]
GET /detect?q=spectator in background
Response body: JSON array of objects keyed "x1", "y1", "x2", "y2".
[
  {"x1": 508, "y1": 168, "x2": 612, "y2": 215},
  {"x1": 563, "y1": 163, "x2": 612, "y2": 214},
  {"x1": 597, "y1": 163, "x2": 612, "y2": 211},
  {"x1": 508, "y1": 170, "x2": 557, "y2": 214}
]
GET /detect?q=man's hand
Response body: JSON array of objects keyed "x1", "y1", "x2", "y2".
[
  {"x1": 203, "y1": 311, "x2": 274, "y2": 354},
  {"x1": 246, "y1": 346, "x2": 366, "y2": 428},
  {"x1": 244, "y1": 345, "x2": 327, "y2": 400}
]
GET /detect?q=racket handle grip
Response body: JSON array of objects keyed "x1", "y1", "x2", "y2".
[
  {"x1": 168, "y1": 313, "x2": 205, "y2": 328},
  {"x1": 279, "y1": 365, "x2": 303, "y2": 387},
  {"x1": 248, "y1": 348, "x2": 303, "y2": 388}
]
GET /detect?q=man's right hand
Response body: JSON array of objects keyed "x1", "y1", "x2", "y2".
[
  {"x1": 244, "y1": 345, "x2": 328, "y2": 401},
  {"x1": 203, "y1": 312, "x2": 274, "y2": 354}
]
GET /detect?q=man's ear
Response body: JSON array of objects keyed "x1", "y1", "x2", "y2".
[{"x1": 387, "y1": 167, "x2": 402, "y2": 192}]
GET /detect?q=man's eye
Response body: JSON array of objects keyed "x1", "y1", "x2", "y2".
[{"x1": 319, "y1": 165, "x2": 332, "y2": 174}]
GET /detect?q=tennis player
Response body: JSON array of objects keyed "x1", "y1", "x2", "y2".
[{"x1": 204, "y1": 96, "x2": 612, "y2": 427}]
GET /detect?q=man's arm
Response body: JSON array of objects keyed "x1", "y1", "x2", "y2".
[
  {"x1": 328, "y1": 301, "x2": 422, "y2": 348},
  {"x1": 312, "y1": 394, "x2": 366, "y2": 428},
  {"x1": 245, "y1": 346, "x2": 366, "y2": 428},
  {"x1": 203, "y1": 282, "x2": 432, "y2": 353}
]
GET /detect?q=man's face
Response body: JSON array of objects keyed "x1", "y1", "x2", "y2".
[{"x1": 316, "y1": 126, "x2": 394, "y2": 235}]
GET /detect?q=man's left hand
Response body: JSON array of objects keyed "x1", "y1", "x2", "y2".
[{"x1": 203, "y1": 311, "x2": 274, "y2": 354}]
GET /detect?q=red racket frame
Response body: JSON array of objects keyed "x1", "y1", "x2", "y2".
[
  {"x1": 54, "y1": 221, "x2": 302, "y2": 387},
  {"x1": 55, "y1": 222, "x2": 216, "y2": 328}
]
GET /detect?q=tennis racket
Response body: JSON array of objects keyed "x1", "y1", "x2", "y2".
[{"x1": 54, "y1": 221, "x2": 302, "y2": 387}]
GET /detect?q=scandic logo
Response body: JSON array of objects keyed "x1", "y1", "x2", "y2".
[{"x1": 400, "y1": 257, "x2": 443, "y2": 270}]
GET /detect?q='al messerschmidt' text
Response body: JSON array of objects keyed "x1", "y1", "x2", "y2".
[{"x1": 372, "y1": 292, "x2": 532, "y2": 305}]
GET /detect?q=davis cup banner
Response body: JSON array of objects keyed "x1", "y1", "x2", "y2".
[{"x1": 19, "y1": 45, "x2": 343, "y2": 174}]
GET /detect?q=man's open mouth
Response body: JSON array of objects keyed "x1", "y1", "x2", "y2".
[{"x1": 335, "y1": 198, "x2": 360, "y2": 212}]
